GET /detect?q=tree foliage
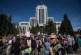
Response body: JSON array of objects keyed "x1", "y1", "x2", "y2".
[
  {"x1": 44, "y1": 19, "x2": 56, "y2": 35},
  {"x1": 59, "y1": 14, "x2": 74, "y2": 35},
  {"x1": 30, "y1": 20, "x2": 56, "y2": 35},
  {"x1": 30, "y1": 23, "x2": 40, "y2": 34},
  {"x1": 0, "y1": 14, "x2": 19, "y2": 36}
]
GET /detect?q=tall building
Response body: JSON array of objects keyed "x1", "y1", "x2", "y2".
[
  {"x1": 36, "y1": 4, "x2": 48, "y2": 26},
  {"x1": 30, "y1": 4, "x2": 54, "y2": 27},
  {"x1": 19, "y1": 4, "x2": 61, "y2": 34}
]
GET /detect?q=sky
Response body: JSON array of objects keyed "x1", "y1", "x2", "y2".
[{"x1": 0, "y1": 0, "x2": 81, "y2": 30}]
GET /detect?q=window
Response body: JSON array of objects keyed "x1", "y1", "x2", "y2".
[
  {"x1": 21, "y1": 23, "x2": 28, "y2": 25},
  {"x1": 39, "y1": 9, "x2": 44, "y2": 23}
]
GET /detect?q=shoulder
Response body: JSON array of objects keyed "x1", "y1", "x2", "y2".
[
  {"x1": 49, "y1": 47, "x2": 53, "y2": 50},
  {"x1": 54, "y1": 43, "x2": 62, "y2": 48}
]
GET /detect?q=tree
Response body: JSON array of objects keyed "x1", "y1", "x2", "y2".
[
  {"x1": 44, "y1": 19, "x2": 56, "y2": 35},
  {"x1": 30, "y1": 19, "x2": 56, "y2": 35},
  {"x1": 0, "y1": 13, "x2": 19, "y2": 36},
  {"x1": 58, "y1": 20, "x2": 65, "y2": 35},
  {"x1": 30, "y1": 23, "x2": 40, "y2": 34},
  {"x1": 59, "y1": 14, "x2": 74, "y2": 35}
]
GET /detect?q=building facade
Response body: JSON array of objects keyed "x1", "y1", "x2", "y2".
[
  {"x1": 30, "y1": 17, "x2": 37, "y2": 27},
  {"x1": 19, "y1": 4, "x2": 61, "y2": 34},
  {"x1": 19, "y1": 22, "x2": 30, "y2": 34},
  {"x1": 55, "y1": 21, "x2": 61, "y2": 34},
  {"x1": 36, "y1": 5, "x2": 48, "y2": 26},
  {"x1": 30, "y1": 4, "x2": 54, "y2": 27}
]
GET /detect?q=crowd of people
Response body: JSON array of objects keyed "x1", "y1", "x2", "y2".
[{"x1": 6, "y1": 33, "x2": 81, "y2": 55}]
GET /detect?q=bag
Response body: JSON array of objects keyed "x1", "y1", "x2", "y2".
[{"x1": 53, "y1": 43, "x2": 67, "y2": 55}]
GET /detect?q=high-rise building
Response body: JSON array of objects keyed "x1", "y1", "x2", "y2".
[
  {"x1": 36, "y1": 4, "x2": 48, "y2": 26},
  {"x1": 19, "y1": 3, "x2": 61, "y2": 34},
  {"x1": 30, "y1": 4, "x2": 54, "y2": 27}
]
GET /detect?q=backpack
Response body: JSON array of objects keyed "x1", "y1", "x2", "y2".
[
  {"x1": 55, "y1": 48, "x2": 67, "y2": 55},
  {"x1": 53, "y1": 43, "x2": 67, "y2": 55}
]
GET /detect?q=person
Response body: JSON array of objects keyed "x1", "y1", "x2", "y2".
[
  {"x1": 67, "y1": 35, "x2": 73, "y2": 54},
  {"x1": 49, "y1": 33, "x2": 67, "y2": 55},
  {"x1": 27, "y1": 37, "x2": 31, "y2": 47},
  {"x1": 6, "y1": 37, "x2": 12, "y2": 55},
  {"x1": 78, "y1": 36, "x2": 81, "y2": 47},
  {"x1": 11, "y1": 37, "x2": 16, "y2": 54},
  {"x1": 31, "y1": 35, "x2": 38, "y2": 55},
  {"x1": 44, "y1": 36, "x2": 50, "y2": 55},
  {"x1": 63, "y1": 37, "x2": 68, "y2": 53},
  {"x1": 12, "y1": 36, "x2": 20, "y2": 55},
  {"x1": 20, "y1": 37, "x2": 32, "y2": 55},
  {"x1": 73, "y1": 36, "x2": 79, "y2": 53},
  {"x1": 31, "y1": 35, "x2": 36, "y2": 51}
]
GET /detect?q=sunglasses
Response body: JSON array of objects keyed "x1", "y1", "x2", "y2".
[{"x1": 50, "y1": 38, "x2": 56, "y2": 40}]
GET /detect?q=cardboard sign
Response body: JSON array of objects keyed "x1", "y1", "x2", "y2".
[{"x1": 25, "y1": 31, "x2": 30, "y2": 37}]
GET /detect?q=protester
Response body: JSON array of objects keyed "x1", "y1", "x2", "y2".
[
  {"x1": 67, "y1": 35, "x2": 73, "y2": 54},
  {"x1": 44, "y1": 36, "x2": 50, "y2": 55},
  {"x1": 5, "y1": 32, "x2": 81, "y2": 55},
  {"x1": 12, "y1": 36, "x2": 20, "y2": 55},
  {"x1": 20, "y1": 36, "x2": 32, "y2": 55},
  {"x1": 6, "y1": 37, "x2": 12, "y2": 55},
  {"x1": 49, "y1": 33, "x2": 67, "y2": 55},
  {"x1": 31, "y1": 35, "x2": 37, "y2": 51}
]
